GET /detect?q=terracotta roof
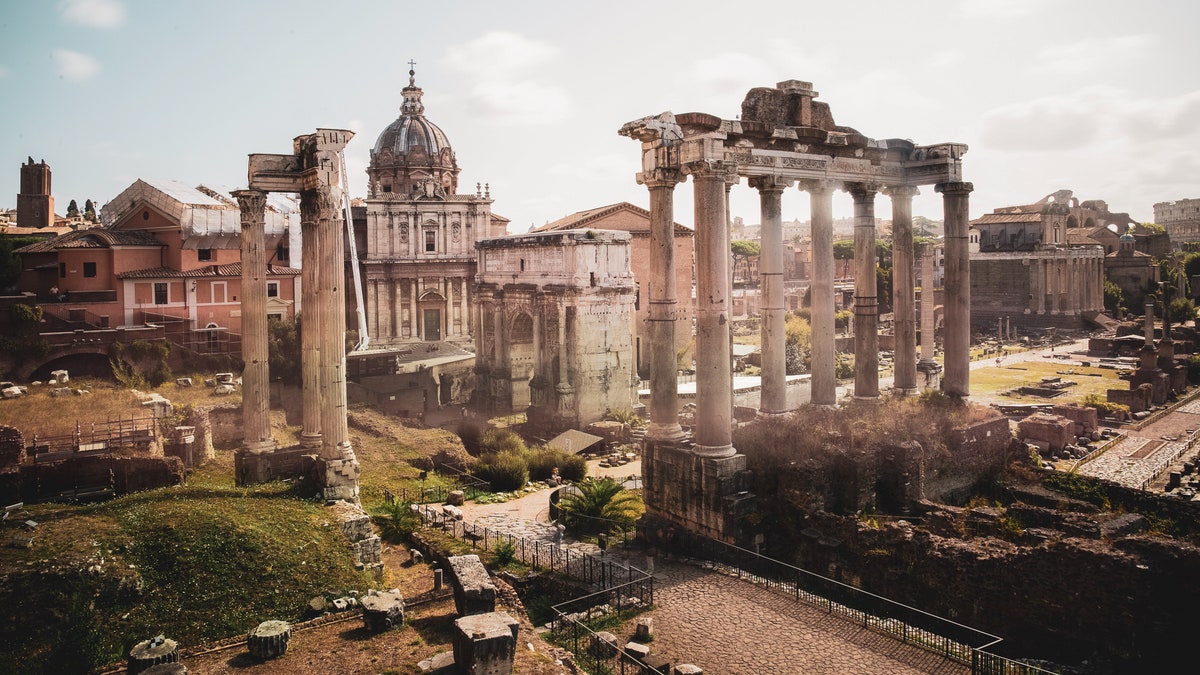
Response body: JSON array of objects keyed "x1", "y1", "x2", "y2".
[
  {"x1": 971, "y1": 213, "x2": 1044, "y2": 225},
  {"x1": 1066, "y1": 230, "x2": 1103, "y2": 245},
  {"x1": 12, "y1": 228, "x2": 163, "y2": 254},
  {"x1": 117, "y1": 263, "x2": 301, "y2": 279},
  {"x1": 535, "y1": 202, "x2": 692, "y2": 234}
]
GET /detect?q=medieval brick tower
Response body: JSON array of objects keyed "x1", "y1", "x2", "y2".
[{"x1": 17, "y1": 157, "x2": 54, "y2": 229}]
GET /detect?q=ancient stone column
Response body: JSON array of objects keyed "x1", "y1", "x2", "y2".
[
  {"x1": 316, "y1": 187, "x2": 359, "y2": 501},
  {"x1": 1031, "y1": 257, "x2": 1045, "y2": 314},
  {"x1": 807, "y1": 182, "x2": 837, "y2": 406},
  {"x1": 938, "y1": 181, "x2": 974, "y2": 398},
  {"x1": 919, "y1": 244, "x2": 937, "y2": 364},
  {"x1": 686, "y1": 160, "x2": 736, "y2": 458},
  {"x1": 1050, "y1": 259, "x2": 1062, "y2": 315},
  {"x1": 752, "y1": 175, "x2": 790, "y2": 416},
  {"x1": 641, "y1": 169, "x2": 686, "y2": 443},
  {"x1": 887, "y1": 185, "x2": 919, "y2": 395},
  {"x1": 849, "y1": 184, "x2": 879, "y2": 400},
  {"x1": 1068, "y1": 257, "x2": 1080, "y2": 316},
  {"x1": 299, "y1": 191, "x2": 323, "y2": 450},
  {"x1": 234, "y1": 189, "x2": 275, "y2": 454}
]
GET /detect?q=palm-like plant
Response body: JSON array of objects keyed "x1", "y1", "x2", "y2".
[{"x1": 558, "y1": 477, "x2": 644, "y2": 535}]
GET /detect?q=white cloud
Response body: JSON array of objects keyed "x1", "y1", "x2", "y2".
[
  {"x1": 960, "y1": 0, "x2": 1053, "y2": 19},
  {"x1": 58, "y1": 0, "x2": 126, "y2": 29},
  {"x1": 464, "y1": 80, "x2": 571, "y2": 125},
  {"x1": 444, "y1": 32, "x2": 570, "y2": 125},
  {"x1": 685, "y1": 53, "x2": 775, "y2": 103},
  {"x1": 444, "y1": 31, "x2": 557, "y2": 77},
  {"x1": 1035, "y1": 35, "x2": 1151, "y2": 76},
  {"x1": 53, "y1": 49, "x2": 101, "y2": 81}
]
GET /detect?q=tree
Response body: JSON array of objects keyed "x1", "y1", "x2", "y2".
[
  {"x1": 1167, "y1": 297, "x2": 1197, "y2": 325},
  {"x1": 84, "y1": 199, "x2": 97, "y2": 222},
  {"x1": 1103, "y1": 280, "x2": 1125, "y2": 315},
  {"x1": 66, "y1": 199, "x2": 80, "y2": 218},
  {"x1": 730, "y1": 239, "x2": 760, "y2": 284},
  {"x1": 832, "y1": 239, "x2": 855, "y2": 260},
  {"x1": 558, "y1": 477, "x2": 644, "y2": 535},
  {"x1": 784, "y1": 313, "x2": 811, "y2": 374},
  {"x1": 266, "y1": 316, "x2": 301, "y2": 385}
]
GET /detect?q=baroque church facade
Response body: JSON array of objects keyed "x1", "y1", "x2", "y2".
[{"x1": 360, "y1": 69, "x2": 508, "y2": 348}]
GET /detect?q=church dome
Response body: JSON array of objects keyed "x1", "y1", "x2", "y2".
[{"x1": 368, "y1": 67, "x2": 459, "y2": 197}]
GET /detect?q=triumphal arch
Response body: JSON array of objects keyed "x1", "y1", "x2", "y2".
[{"x1": 620, "y1": 80, "x2": 971, "y2": 542}]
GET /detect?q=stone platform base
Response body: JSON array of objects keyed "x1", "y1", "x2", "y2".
[
  {"x1": 640, "y1": 441, "x2": 755, "y2": 545},
  {"x1": 234, "y1": 446, "x2": 314, "y2": 486}
]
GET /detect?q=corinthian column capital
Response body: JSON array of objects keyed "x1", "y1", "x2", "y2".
[
  {"x1": 231, "y1": 189, "x2": 267, "y2": 224},
  {"x1": 883, "y1": 184, "x2": 921, "y2": 200},
  {"x1": 683, "y1": 159, "x2": 738, "y2": 184},
  {"x1": 935, "y1": 181, "x2": 974, "y2": 196},
  {"x1": 748, "y1": 175, "x2": 793, "y2": 193},
  {"x1": 638, "y1": 168, "x2": 684, "y2": 189}
]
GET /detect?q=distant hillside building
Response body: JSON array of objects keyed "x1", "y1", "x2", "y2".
[
  {"x1": 17, "y1": 157, "x2": 55, "y2": 229},
  {"x1": 1154, "y1": 198, "x2": 1200, "y2": 249},
  {"x1": 535, "y1": 202, "x2": 694, "y2": 377},
  {"x1": 14, "y1": 179, "x2": 300, "y2": 347},
  {"x1": 360, "y1": 69, "x2": 508, "y2": 349},
  {"x1": 474, "y1": 229, "x2": 637, "y2": 433}
]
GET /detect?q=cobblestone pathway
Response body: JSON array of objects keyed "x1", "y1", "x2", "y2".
[
  {"x1": 1077, "y1": 398, "x2": 1200, "y2": 489},
  {"x1": 460, "y1": 491, "x2": 969, "y2": 675},
  {"x1": 646, "y1": 563, "x2": 968, "y2": 674}
]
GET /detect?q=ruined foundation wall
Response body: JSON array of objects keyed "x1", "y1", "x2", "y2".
[{"x1": 641, "y1": 443, "x2": 753, "y2": 544}]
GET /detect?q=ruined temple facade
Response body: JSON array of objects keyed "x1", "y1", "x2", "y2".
[
  {"x1": 970, "y1": 190, "x2": 1144, "y2": 328},
  {"x1": 361, "y1": 69, "x2": 508, "y2": 348},
  {"x1": 622, "y1": 80, "x2": 971, "y2": 544},
  {"x1": 473, "y1": 230, "x2": 637, "y2": 434}
]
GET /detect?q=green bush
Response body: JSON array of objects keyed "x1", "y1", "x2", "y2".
[
  {"x1": 473, "y1": 451, "x2": 529, "y2": 492},
  {"x1": 493, "y1": 539, "x2": 516, "y2": 566},
  {"x1": 559, "y1": 477, "x2": 644, "y2": 535},
  {"x1": 479, "y1": 429, "x2": 527, "y2": 456},
  {"x1": 526, "y1": 447, "x2": 587, "y2": 483},
  {"x1": 373, "y1": 500, "x2": 419, "y2": 543}
]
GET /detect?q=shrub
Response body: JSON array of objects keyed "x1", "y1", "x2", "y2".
[
  {"x1": 493, "y1": 539, "x2": 516, "y2": 566},
  {"x1": 526, "y1": 446, "x2": 587, "y2": 483},
  {"x1": 473, "y1": 451, "x2": 529, "y2": 492},
  {"x1": 457, "y1": 419, "x2": 485, "y2": 455},
  {"x1": 373, "y1": 500, "x2": 419, "y2": 543},
  {"x1": 1081, "y1": 393, "x2": 1130, "y2": 419},
  {"x1": 559, "y1": 477, "x2": 644, "y2": 535},
  {"x1": 479, "y1": 428, "x2": 527, "y2": 456}
]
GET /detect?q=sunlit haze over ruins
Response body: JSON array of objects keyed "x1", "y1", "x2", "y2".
[{"x1": 2, "y1": 0, "x2": 1199, "y2": 229}]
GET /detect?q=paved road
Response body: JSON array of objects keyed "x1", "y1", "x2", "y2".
[{"x1": 459, "y1": 468, "x2": 969, "y2": 675}]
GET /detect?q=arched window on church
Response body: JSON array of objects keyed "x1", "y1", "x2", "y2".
[{"x1": 510, "y1": 313, "x2": 534, "y2": 344}]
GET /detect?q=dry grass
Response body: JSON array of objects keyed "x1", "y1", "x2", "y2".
[{"x1": 969, "y1": 359, "x2": 1123, "y2": 405}]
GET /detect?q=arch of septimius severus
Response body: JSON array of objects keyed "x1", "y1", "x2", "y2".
[{"x1": 620, "y1": 80, "x2": 970, "y2": 542}]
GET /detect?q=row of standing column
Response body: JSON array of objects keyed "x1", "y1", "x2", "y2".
[
  {"x1": 236, "y1": 187, "x2": 352, "y2": 465},
  {"x1": 1027, "y1": 255, "x2": 1105, "y2": 315},
  {"x1": 641, "y1": 176, "x2": 973, "y2": 448}
]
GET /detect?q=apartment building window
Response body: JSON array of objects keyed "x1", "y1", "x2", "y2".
[
  {"x1": 83, "y1": 262, "x2": 97, "y2": 277},
  {"x1": 276, "y1": 243, "x2": 289, "y2": 264},
  {"x1": 198, "y1": 248, "x2": 213, "y2": 261},
  {"x1": 154, "y1": 282, "x2": 168, "y2": 305},
  {"x1": 267, "y1": 281, "x2": 279, "y2": 298}
]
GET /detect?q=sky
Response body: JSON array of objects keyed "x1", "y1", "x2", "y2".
[{"x1": 2, "y1": 0, "x2": 1199, "y2": 233}]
